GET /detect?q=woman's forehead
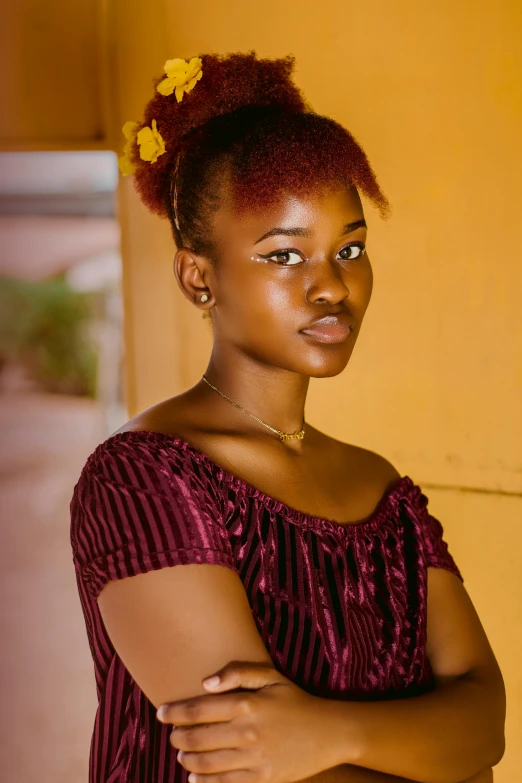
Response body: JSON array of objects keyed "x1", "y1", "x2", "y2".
[{"x1": 215, "y1": 185, "x2": 364, "y2": 243}]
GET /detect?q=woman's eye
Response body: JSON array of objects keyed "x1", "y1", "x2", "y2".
[
  {"x1": 338, "y1": 243, "x2": 366, "y2": 261},
  {"x1": 260, "y1": 243, "x2": 366, "y2": 266},
  {"x1": 266, "y1": 250, "x2": 304, "y2": 266}
]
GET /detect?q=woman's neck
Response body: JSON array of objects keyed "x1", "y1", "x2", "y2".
[{"x1": 201, "y1": 352, "x2": 309, "y2": 439}]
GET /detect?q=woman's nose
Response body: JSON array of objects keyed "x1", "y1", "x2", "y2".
[{"x1": 305, "y1": 260, "x2": 350, "y2": 304}]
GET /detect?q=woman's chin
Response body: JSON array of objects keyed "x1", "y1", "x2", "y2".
[
  {"x1": 307, "y1": 364, "x2": 350, "y2": 379},
  {"x1": 297, "y1": 354, "x2": 352, "y2": 379}
]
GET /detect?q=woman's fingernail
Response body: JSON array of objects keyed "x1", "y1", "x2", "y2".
[
  {"x1": 203, "y1": 676, "x2": 220, "y2": 689},
  {"x1": 156, "y1": 705, "x2": 168, "y2": 721},
  {"x1": 188, "y1": 774, "x2": 197, "y2": 783}
]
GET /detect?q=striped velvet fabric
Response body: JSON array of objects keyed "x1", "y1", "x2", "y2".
[{"x1": 70, "y1": 430, "x2": 463, "y2": 783}]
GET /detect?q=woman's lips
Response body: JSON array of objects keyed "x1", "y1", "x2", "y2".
[{"x1": 300, "y1": 322, "x2": 353, "y2": 344}]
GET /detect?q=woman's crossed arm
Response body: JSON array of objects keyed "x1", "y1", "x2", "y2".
[{"x1": 99, "y1": 562, "x2": 504, "y2": 783}]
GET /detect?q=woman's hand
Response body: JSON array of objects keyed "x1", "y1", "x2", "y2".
[{"x1": 156, "y1": 661, "x2": 349, "y2": 783}]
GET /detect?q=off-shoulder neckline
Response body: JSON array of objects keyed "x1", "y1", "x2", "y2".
[{"x1": 91, "y1": 429, "x2": 417, "y2": 535}]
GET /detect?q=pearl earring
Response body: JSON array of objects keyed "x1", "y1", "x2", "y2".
[{"x1": 200, "y1": 293, "x2": 209, "y2": 303}]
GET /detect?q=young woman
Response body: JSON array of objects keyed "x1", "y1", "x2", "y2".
[{"x1": 70, "y1": 52, "x2": 506, "y2": 783}]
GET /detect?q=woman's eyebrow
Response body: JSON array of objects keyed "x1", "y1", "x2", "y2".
[{"x1": 254, "y1": 219, "x2": 367, "y2": 245}]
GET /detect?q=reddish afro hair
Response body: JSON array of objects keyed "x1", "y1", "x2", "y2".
[{"x1": 125, "y1": 50, "x2": 391, "y2": 258}]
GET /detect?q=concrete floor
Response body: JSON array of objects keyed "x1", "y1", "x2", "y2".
[{"x1": 0, "y1": 392, "x2": 110, "y2": 782}]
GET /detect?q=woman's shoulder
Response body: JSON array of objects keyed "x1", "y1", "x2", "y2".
[
  {"x1": 70, "y1": 428, "x2": 240, "y2": 601},
  {"x1": 81, "y1": 395, "x2": 199, "y2": 467},
  {"x1": 75, "y1": 417, "x2": 220, "y2": 501},
  {"x1": 79, "y1": 431, "x2": 218, "y2": 491},
  {"x1": 308, "y1": 424, "x2": 403, "y2": 496}
]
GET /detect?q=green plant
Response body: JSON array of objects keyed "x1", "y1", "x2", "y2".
[{"x1": 0, "y1": 276, "x2": 98, "y2": 396}]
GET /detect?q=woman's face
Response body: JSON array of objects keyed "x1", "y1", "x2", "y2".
[{"x1": 195, "y1": 184, "x2": 373, "y2": 378}]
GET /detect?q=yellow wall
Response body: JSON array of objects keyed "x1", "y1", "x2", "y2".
[
  {"x1": 0, "y1": 0, "x2": 112, "y2": 150},
  {"x1": 3, "y1": 0, "x2": 520, "y2": 778}
]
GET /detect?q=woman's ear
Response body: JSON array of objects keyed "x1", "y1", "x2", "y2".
[{"x1": 173, "y1": 249, "x2": 214, "y2": 310}]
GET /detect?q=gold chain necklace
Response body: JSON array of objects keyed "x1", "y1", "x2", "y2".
[{"x1": 201, "y1": 375, "x2": 305, "y2": 442}]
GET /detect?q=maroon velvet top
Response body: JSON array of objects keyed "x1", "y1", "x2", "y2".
[{"x1": 70, "y1": 430, "x2": 463, "y2": 783}]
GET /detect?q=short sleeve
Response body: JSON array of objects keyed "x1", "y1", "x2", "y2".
[
  {"x1": 402, "y1": 480, "x2": 464, "y2": 583},
  {"x1": 70, "y1": 433, "x2": 240, "y2": 599}
]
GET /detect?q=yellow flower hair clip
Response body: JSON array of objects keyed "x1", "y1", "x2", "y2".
[
  {"x1": 117, "y1": 120, "x2": 139, "y2": 176},
  {"x1": 137, "y1": 119, "x2": 166, "y2": 164},
  {"x1": 157, "y1": 57, "x2": 203, "y2": 102}
]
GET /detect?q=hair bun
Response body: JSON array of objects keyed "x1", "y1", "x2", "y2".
[{"x1": 122, "y1": 51, "x2": 308, "y2": 217}]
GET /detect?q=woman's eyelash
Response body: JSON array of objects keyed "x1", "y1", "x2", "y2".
[{"x1": 258, "y1": 242, "x2": 366, "y2": 265}]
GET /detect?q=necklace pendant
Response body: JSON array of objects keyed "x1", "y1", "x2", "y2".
[{"x1": 279, "y1": 429, "x2": 305, "y2": 442}]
